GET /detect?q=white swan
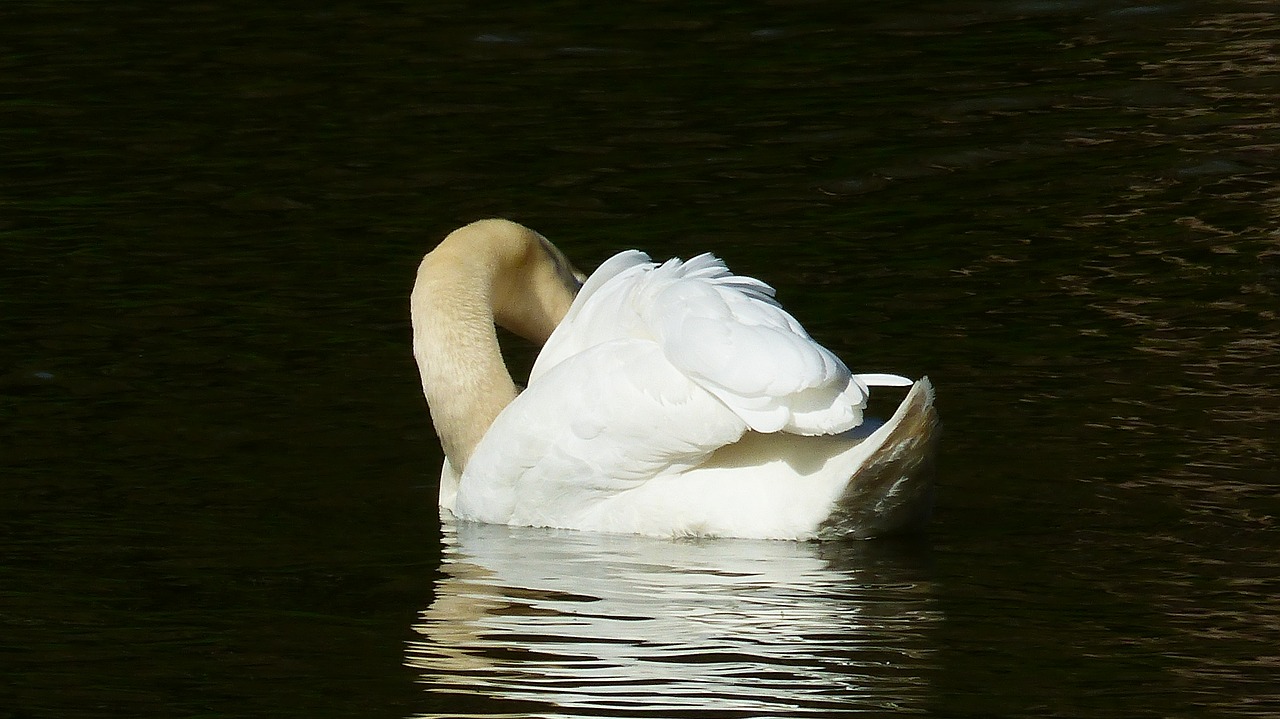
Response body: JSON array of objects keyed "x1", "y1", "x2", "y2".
[{"x1": 411, "y1": 219, "x2": 939, "y2": 540}]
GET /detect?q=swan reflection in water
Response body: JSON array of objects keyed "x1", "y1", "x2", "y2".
[{"x1": 406, "y1": 521, "x2": 940, "y2": 718}]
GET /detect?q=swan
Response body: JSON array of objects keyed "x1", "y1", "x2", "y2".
[{"x1": 410, "y1": 219, "x2": 939, "y2": 540}]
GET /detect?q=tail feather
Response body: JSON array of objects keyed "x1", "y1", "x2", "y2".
[
  {"x1": 818, "y1": 377, "x2": 940, "y2": 539},
  {"x1": 854, "y1": 373, "x2": 914, "y2": 387}
]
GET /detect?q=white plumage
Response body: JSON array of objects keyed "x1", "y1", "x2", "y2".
[{"x1": 412, "y1": 220, "x2": 938, "y2": 540}]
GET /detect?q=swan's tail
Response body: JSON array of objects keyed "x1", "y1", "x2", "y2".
[{"x1": 817, "y1": 377, "x2": 940, "y2": 539}]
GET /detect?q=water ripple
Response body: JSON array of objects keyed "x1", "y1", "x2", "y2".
[{"x1": 407, "y1": 522, "x2": 938, "y2": 718}]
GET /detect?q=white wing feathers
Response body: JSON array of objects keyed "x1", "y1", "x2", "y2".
[
  {"x1": 459, "y1": 339, "x2": 747, "y2": 527},
  {"x1": 533, "y1": 250, "x2": 906, "y2": 436},
  {"x1": 646, "y1": 256, "x2": 856, "y2": 434},
  {"x1": 528, "y1": 250, "x2": 652, "y2": 382}
]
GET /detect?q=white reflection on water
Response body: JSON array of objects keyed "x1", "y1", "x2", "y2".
[{"x1": 407, "y1": 521, "x2": 940, "y2": 718}]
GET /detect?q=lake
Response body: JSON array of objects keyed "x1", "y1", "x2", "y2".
[{"x1": 2, "y1": 0, "x2": 1277, "y2": 717}]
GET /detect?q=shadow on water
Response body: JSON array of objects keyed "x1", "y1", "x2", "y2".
[{"x1": 407, "y1": 522, "x2": 938, "y2": 718}]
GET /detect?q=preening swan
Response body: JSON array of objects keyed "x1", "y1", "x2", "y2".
[{"x1": 411, "y1": 219, "x2": 939, "y2": 540}]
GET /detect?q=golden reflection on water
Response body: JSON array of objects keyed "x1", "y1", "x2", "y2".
[
  {"x1": 406, "y1": 522, "x2": 938, "y2": 718},
  {"x1": 1042, "y1": 1, "x2": 1280, "y2": 508}
]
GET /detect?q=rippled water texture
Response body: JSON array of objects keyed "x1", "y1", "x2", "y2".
[
  {"x1": 2, "y1": 0, "x2": 1278, "y2": 717},
  {"x1": 409, "y1": 524, "x2": 937, "y2": 717}
]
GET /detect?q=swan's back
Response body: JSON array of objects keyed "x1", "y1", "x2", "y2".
[
  {"x1": 449, "y1": 248, "x2": 933, "y2": 539},
  {"x1": 532, "y1": 251, "x2": 898, "y2": 436}
]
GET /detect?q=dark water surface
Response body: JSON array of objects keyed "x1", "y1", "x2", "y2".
[{"x1": 3, "y1": 1, "x2": 1278, "y2": 717}]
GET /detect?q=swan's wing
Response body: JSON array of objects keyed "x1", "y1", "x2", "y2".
[
  {"x1": 634, "y1": 255, "x2": 857, "y2": 434},
  {"x1": 458, "y1": 339, "x2": 747, "y2": 529},
  {"x1": 529, "y1": 250, "x2": 652, "y2": 381},
  {"x1": 533, "y1": 250, "x2": 909, "y2": 436},
  {"x1": 639, "y1": 254, "x2": 912, "y2": 435}
]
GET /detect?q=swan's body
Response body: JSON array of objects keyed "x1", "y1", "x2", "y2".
[{"x1": 411, "y1": 219, "x2": 938, "y2": 540}]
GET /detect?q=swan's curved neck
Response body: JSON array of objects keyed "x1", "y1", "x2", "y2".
[
  {"x1": 412, "y1": 255, "x2": 515, "y2": 471},
  {"x1": 410, "y1": 220, "x2": 580, "y2": 472}
]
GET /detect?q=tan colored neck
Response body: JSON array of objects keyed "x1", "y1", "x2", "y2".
[
  {"x1": 409, "y1": 220, "x2": 580, "y2": 472},
  {"x1": 411, "y1": 256, "x2": 516, "y2": 471}
]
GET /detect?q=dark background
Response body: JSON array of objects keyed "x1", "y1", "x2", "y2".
[{"x1": 3, "y1": 1, "x2": 1278, "y2": 717}]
